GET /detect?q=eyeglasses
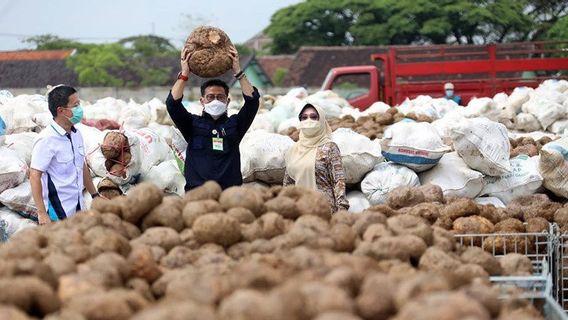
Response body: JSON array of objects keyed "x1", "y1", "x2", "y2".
[
  {"x1": 204, "y1": 94, "x2": 228, "y2": 102},
  {"x1": 60, "y1": 103, "x2": 79, "y2": 110},
  {"x1": 300, "y1": 114, "x2": 319, "y2": 121}
]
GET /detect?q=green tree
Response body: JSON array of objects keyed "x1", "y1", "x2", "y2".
[
  {"x1": 272, "y1": 67, "x2": 288, "y2": 86},
  {"x1": 525, "y1": 0, "x2": 568, "y2": 40},
  {"x1": 545, "y1": 15, "x2": 568, "y2": 40},
  {"x1": 266, "y1": 0, "x2": 358, "y2": 53},
  {"x1": 265, "y1": 0, "x2": 566, "y2": 54},
  {"x1": 118, "y1": 35, "x2": 178, "y2": 57},
  {"x1": 24, "y1": 34, "x2": 94, "y2": 52},
  {"x1": 234, "y1": 44, "x2": 253, "y2": 56},
  {"x1": 66, "y1": 43, "x2": 128, "y2": 86},
  {"x1": 26, "y1": 34, "x2": 177, "y2": 87}
]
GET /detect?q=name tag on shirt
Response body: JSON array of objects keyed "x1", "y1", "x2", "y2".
[{"x1": 212, "y1": 137, "x2": 224, "y2": 151}]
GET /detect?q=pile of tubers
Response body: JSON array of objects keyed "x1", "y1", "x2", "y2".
[{"x1": 0, "y1": 180, "x2": 560, "y2": 319}]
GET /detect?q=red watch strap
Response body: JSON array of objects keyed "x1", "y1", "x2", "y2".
[{"x1": 177, "y1": 72, "x2": 189, "y2": 81}]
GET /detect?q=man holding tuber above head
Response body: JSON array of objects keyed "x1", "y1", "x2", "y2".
[{"x1": 166, "y1": 45, "x2": 260, "y2": 191}]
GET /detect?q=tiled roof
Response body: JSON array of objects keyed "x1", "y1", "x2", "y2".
[
  {"x1": 256, "y1": 55, "x2": 295, "y2": 81},
  {"x1": 282, "y1": 46, "x2": 388, "y2": 87},
  {"x1": 0, "y1": 49, "x2": 75, "y2": 61},
  {"x1": 0, "y1": 60, "x2": 78, "y2": 88}
]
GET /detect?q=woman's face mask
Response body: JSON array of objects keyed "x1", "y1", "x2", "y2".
[
  {"x1": 445, "y1": 89, "x2": 454, "y2": 97},
  {"x1": 298, "y1": 119, "x2": 320, "y2": 137},
  {"x1": 204, "y1": 100, "x2": 228, "y2": 120}
]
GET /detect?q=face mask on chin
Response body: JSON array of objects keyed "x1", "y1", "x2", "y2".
[
  {"x1": 298, "y1": 119, "x2": 320, "y2": 137},
  {"x1": 204, "y1": 100, "x2": 227, "y2": 120}
]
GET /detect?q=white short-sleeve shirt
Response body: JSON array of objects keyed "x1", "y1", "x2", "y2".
[{"x1": 30, "y1": 120, "x2": 86, "y2": 220}]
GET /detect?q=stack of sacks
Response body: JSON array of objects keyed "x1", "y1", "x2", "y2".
[
  {"x1": 381, "y1": 122, "x2": 450, "y2": 173},
  {"x1": 82, "y1": 97, "x2": 125, "y2": 122},
  {"x1": 498, "y1": 80, "x2": 568, "y2": 133},
  {"x1": 260, "y1": 88, "x2": 353, "y2": 135},
  {"x1": 240, "y1": 131, "x2": 295, "y2": 185},
  {"x1": 119, "y1": 99, "x2": 152, "y2": 130},
  {"x1": 398, "y1": 95, "x2": 460, "y2": 119},
  {"x1": 0, "y1": 94, "x2": 49, "y2": 133},
  {"x1": 539, "y1": 137, "x2": 568, "y2": 199},
  {"x1": 331, "y1": 128, "x2": 383, "y2": 185},
  {"x1": 148, "y1": 97, "x2": 174, "y2": 126},
  {"x1": 86, "y1": 128, "x2": 182, "y2": 195},
  {"x1": 361, "y1": 162, "x2": 420, "y2": 205}
]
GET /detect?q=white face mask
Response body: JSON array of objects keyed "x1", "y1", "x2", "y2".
[
  {"x1": 204, "y1": 100, "x2": 227, "y2": 120},
  {"x1": 298, "y1": 119, "x2": 320, "y2": 137}
]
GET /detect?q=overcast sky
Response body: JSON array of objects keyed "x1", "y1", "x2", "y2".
[{"x1": 0, "y1": 0, "x2": 302, "y2": 51}]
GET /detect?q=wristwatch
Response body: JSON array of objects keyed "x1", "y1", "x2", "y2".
[{"x1": 177, "y1": 72, "x2": 189, "y2": 81}]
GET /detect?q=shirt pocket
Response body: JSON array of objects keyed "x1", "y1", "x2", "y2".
[
  {"x1": 219, "y1": 122, "x2": 238, "y2": 153},
  {"x1": 76, "y1": 145, "x2": 86, "y2": 170},
  {"x1": 54, "y1": 151, "x2": 75, "y2": 175}
]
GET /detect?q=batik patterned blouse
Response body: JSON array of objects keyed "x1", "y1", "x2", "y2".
[{"x1": 284, "y1": 141, "x2": 349, "y2": 213}]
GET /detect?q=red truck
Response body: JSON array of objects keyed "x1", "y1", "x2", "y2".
[{"x1": 321, "y1": 41, "x2": 568, "y2": 110}]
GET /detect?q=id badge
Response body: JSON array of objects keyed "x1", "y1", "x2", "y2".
[{"x1": 212, "y1": 137, "x2": 224, "y2": 151}]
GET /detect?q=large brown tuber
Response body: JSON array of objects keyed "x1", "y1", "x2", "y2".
[
  {"x1": 142, "y1": 196, "x2": 185, "y2": 231},
  {"x1": 120, "y1": 182, "x2": 164, "y2": 225},
  {"x1": 386, "y1": 187, "x2": 425, "y2": 209},
  {"x1": 184, "y1": 181, "x2": 222, "y2": 203},
  {"x1": 192, "y1": 213, "x2": 242, "y2": 246},
  {"x1": 219, "y1": 186, "x2": 265, "y2": 216},
  {"x1": 183, "y1": 26, "x2": 233, "y2": 78}
]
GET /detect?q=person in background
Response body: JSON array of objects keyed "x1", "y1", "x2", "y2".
[
  {"x1": 444, "y1": 82, "x2": 462, "y2": 105},
  {"x1": 283, "y1": 103, "x2": 349, "y2": 213},
  {"x1": 30, "y1": 85, "x2": 99, "y2": 225},
  {"x1": 166, "y1": 46, "x2": 260, "y2": 191}
]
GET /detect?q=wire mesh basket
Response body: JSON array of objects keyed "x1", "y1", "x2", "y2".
[
  {"x1": 527, "y1": 295, "x2": 567, "y2": 320},
  {"x1": 555, "y1": 233, "x2": 568, "y2": 313},
  {"x1": 489, "y1": 258, "x2": 553, "y2": 299},
  {"x1": 454, "y1": 224, "x2": 555, "y2": 276}
]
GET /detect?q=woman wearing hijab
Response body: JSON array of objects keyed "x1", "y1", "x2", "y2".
[{"x1": 284, "y1": 103, "x2": 349, "y2": 213}]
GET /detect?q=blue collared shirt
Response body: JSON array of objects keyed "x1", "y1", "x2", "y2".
[{"x1": 30, "y1": 120, "x2": 86, "y2": 220}]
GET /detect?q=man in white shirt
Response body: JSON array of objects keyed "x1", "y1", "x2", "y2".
[{"x1": 30, "y1": 85, "x2": 99, "y2": 225}]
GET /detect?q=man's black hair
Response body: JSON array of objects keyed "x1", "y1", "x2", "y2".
[
  {"x1": 200, "y1": 79, "x2": 229, "y2": 96},
  {"x1": 48, "y1": 85, "x2": 77, "y2": 117}
]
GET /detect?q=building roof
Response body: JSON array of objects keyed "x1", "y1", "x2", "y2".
[
  {"x1": 0, "y1": 49, "x2": 75, "y2": 61},
  {"x1": 282, "y1": 46, "x2": 388, "y2": 87},
  {"x1": 0, "y1": 49, "x2": 270, "y2": 89},
  {"x1": 243, "y1": 32, "x2": 272, "y2": 52},
  {"x1": 0, "y1": 49, "x2": 78, "y2": 88},
  {"x1": 256, "y1": 55, "x2": 295, "y2": 81},
  {"x1": 0, "y1": 60, "x2": 79, "y2": 88}
]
